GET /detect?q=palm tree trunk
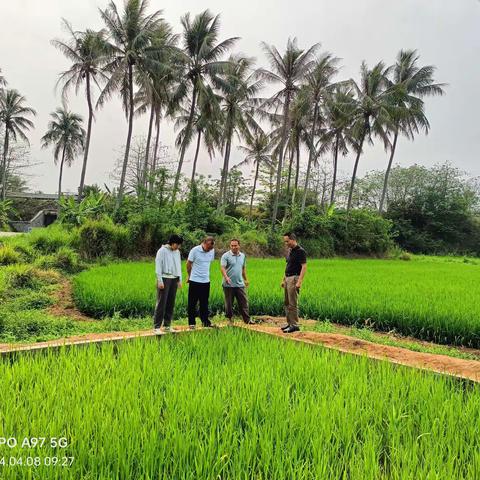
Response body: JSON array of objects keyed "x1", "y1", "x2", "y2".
[
  {"x1": 286, "y1": 145, "x2": 294, "y2": 196},
  {"x1": 330, "y1": 134, "x2": 340, "y2": 206},
  {"x1": 271, "y1": 95, "x2": 291, "y2": 228},
  {"x1": 149, "y1": 111, "x2": 161, "y2": 192},
  {"x1": 1, "y1": 129, "x2": 9, "y2": 201},
  {"x1": 78, "y1": 72, "x2": 93, "y2": 201},
  {"x1": 115, "y1": 62, "x2": 135, "y2": 212},
  {"x1": 301, "y1": 102, "x2": 319, "y2": 213},
  {"x1": 191, "y1": 130, "x2": 202, "y2": 184},
  {"x1": 57, "y1": 145, "x2": 67, "y2": 216},
  {"x1": 172, "y1": 85, "x2": 198, "y2": 205},
  {"x1": 347, "y1": 132, "x2": 366, "y2": 212},
  {"x1": 218, "y1": 133, "x2": 232, "y2": 209},
  {"x1": 379, "y1": 130, "x2": 399, "y2": 213},
  {"x1": 142, "y1": 104, "x2": 155, "y2": 191},
  {"x1": 294, "y1": 139, "x2": 300, "y2": 191},
  {"x1": 249, "y1": 159, "x2": 260, "y2": 218}
]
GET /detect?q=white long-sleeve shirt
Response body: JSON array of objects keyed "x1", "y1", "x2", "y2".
[{"x1": 155, "y1": 245, "x2": 182, "y2": 283}]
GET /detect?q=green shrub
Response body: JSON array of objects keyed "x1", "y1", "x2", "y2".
[
  {"x1": 0, "y1": 244, "x2": 21, "y2": 265},
  {"x1": 79, "y1": 219, "x2": 132, "y2": 259},
  {"x1": 330, "y1": 210, "x2": 394, "y2": 256},
  {"x1": 10, "y1": 291, "x2": 54, "y2": 310},
  {"x1": 34, "y1": 254, "x2": 57, "y2": 270},
  {"x1": 13, "y1": 242, "x2": 36, "y2": 262},
  {"x1": 300, "y1": 237, "x2": 335, "y2": 258},
  {"x1": 53, "y1": 247, "x2": 84, "y2": 273},
  {"x1": 5, "y1": 265, "x2": 41, "y2": 289},
  {"x1": 29, "y1": 225, "x2": 78, "y2": 254}
]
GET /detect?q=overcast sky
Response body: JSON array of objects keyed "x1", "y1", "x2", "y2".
[{"x1": 0, "y1": 0, "x2": 479, "y2": 193}]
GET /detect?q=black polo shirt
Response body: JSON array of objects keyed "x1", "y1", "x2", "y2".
[{"x1": 285, "y1": 245, "x2": 307, "y2": 277}]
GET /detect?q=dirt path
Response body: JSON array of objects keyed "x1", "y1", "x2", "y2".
[
  {"x1": 242, "y1": 322, "x2": 480, "y2": 383},
  {"x1": 47, "y1": 279, "x2": 95, "y2": 321},
  {"x1": 0, "y1": 325, "x2": 198, "y2": 354}
]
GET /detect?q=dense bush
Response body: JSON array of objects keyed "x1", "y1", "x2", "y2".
[
  {"x1": 78, "y1": 219, "x2": 132, "y2": 259},
  {"x1": 5, "y1": 265, "x2": 43, "y2": 289},
  {"x1": 284, "y1": 207, "x2": 394, "y2": 257},
  {"x1": 29, "y1": 225, "x2": 78, "y2": 254},
  {"x1": 0, "y1": 244, "x2": 21, "y2": 265}
]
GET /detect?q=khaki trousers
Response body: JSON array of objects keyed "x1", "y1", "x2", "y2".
[{"x1": 284, "y1": 275, "x2": 299, "y2": 327}]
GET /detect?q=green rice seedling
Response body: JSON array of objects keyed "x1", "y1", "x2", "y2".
[
  {"x1": 73, "y1": 257, "x2": 480, "y2": 347},
  {"x1": 0, "y1": 329, "x2": 478, "y2": 479}
]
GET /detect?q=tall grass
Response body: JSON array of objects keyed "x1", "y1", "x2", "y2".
[
  {"x1": 73, "y1": 258, "x2": 480, "y2": 347},
  {"x1": 0, "y1": 329, "x2": 479, "y2": 479}
]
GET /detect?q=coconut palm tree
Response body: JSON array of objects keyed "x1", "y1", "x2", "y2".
[
  {"x1": 214, "y1": 55, "x2": 262, "y2": 208},
  {"x1": 322, "y1": 85, "x2": 357, "y2": 205},
  {"x1": 0, "y1": 69, "x2": 6, "y2": 90},
  {"x1": 0, "y1": 89, "x2": 36, "y2": 200},
  {"x1": 238, "y1": 127, "x2": 273, "y2": 217},
  {"x1": 171, "y1": 10, "x2": 238, "y2": 204},
  {"x1": 98, "y1": 0, "x2": 168, "y2": 210},
  {"x1": 52, "y1": 20, "x2": 109, "y2": 200},
  {"x1": 41, "y1": 108, "x2": 85, "y2": 203},
  {"x1": 175, "y1": 85, "x2": 223, "y2": 183},
  {"x1": 379, "y1": 50, "x2": 445, "y2": 212},
  {"x1": 134, "y1": 23, "x2": 178, "y2": 191},
  {"x1": 346, "y1": 61, "x2": 392, "y2": 211},
  {"x1": 257, "y1": 38, "x2": 318, "y2": 226},
  {"x1": 300, "y1": 53, "x2": 339, "y2": 212}
]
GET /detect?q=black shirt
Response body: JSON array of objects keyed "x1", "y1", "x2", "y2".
[{"x1": 285, "y1": 245, "x2": 307, "y2": 277}]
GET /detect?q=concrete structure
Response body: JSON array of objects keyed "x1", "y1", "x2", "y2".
[{"x1": 9, "y1": 209, "x2": 58, "y2": 233}]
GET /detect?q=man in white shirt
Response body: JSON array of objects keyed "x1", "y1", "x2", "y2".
[
  {"x1": 154, "y1": 234, "x2": 183, "y2": 333},
  {"x1": 186, "y1": 236, "x2": 215, "y2": 329}
]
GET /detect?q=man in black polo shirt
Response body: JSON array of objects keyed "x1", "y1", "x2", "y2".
[{"x1": 281, "y1": 232, "x2": 307, "y2": 333}]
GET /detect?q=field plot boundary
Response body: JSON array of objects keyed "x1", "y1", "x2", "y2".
[
  {"x1": 241, "y1": 324, "x2": 480, "y2": 383},
  {"x1": 2, "y1": 323, "x2": 480, "y2": 383},
  {"x1": 0, "y1": 326, "x2": 203, "y2": 355}
]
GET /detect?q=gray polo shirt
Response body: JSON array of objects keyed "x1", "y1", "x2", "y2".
[{"x1": 221, "y1": 251, "x2": 246, "y2": 288}]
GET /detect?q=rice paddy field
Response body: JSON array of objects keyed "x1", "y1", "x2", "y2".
[
  {"x1": 73, "y1": 257, "x2": 480, "y2": 347},
  {"x1": 0, "y1": 329, "x2": 479, "y2": 479}
]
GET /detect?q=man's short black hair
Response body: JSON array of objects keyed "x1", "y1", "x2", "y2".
[
  {"x1": 168, "y1": 234, "x2": 183, "y2": 245},
  {"x1": 283, "y1": 232, "x2": 297, "y2": 241}
]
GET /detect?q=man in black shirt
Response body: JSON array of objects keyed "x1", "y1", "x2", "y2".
[{"x1": 281, "y1": 232, "x2": 307, "y2": 333}]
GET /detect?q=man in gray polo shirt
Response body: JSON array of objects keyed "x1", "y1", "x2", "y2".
[{"x1": 220, "y1": 238, "x2": 254, "y2": 324}]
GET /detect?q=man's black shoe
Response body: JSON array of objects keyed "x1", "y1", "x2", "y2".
[
  {"x1": 283, "y1": 326, "x2": 300, "y2": 334},
  {"x1": 280, "y1": 324, "x2": 289, "y2": 331},
  {"x1": 244, "y1": 320, "x2": 256, "y2": 325}
]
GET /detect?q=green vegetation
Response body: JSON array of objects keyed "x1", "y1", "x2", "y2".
[
  {"x1": 0, "y1": 329, "x2": 478, "y2": 479},
  {"x1": 74, "y1": 257, "x2": 480, "y2": 347}
]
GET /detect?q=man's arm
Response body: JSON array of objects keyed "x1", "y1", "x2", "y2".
[
  {"x1": 221, "y1": 265, "x2": 231, "y2": 285},
  {"x1": 186, "y1": 260, "x2": 193, "y2": 282},
  {"x1": 155, "y1": 249, "x2": 164, "y2": 289},
  {"x1": 296, "y1": 263, "x2": 307, "y2": 288},
  {"x1": 242, "y1": 266, "x2": 249, "y2": 287}
]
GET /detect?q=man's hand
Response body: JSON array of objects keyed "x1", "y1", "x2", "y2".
[
  {"x1": 295, "y1": 280, "x2": 302, "y2": 289},
  {"x1": 244, "y1": 280, "x2": 249, "y2": 287},
  {"x1": 178, "y1": 281, "x2": 183, "y2": 289},
  {"x1": 186, "y1": 277, "x2": 190, "y2": 284},
  {"x1": 225, "y1": 276, "x2": 232, "y2": 285},
  {"x1": 157, "y1": 281, "x2": 165, "y2": 290},
  {"x1": 281, "y1": 280, "x2": 285, "y2": 289}
]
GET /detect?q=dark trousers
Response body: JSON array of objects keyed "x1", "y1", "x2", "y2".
[
  {"x1": 188, "y1": 281, "x2": 211, "y2": 326},
  {"x1": 223, "y1": 287, "x2": 250, "y2": 322},
  {"x1": 153, "y1": 277, "x2": 179, "y2": 328}
]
